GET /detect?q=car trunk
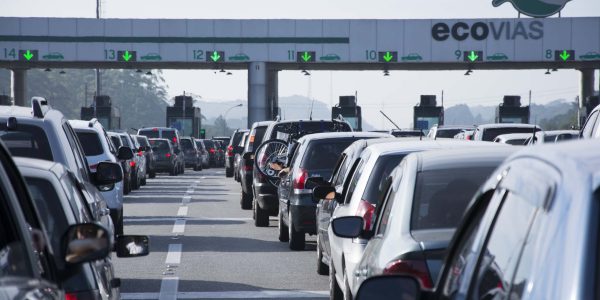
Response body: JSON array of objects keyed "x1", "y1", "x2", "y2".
[{"x1": 410, "y1": 228, "x2": 454, "y2": 284}]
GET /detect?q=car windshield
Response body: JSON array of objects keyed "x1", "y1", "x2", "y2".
[
  {"x1": 0, "y1": 124, "x2": 53, "y2": 161},
  {"x1": 136, "y1": 137, "x2": 149, "y2": 147},
  {"x1": 301, "y1": 139, "x2": 356, "y2": 171},
  {"x1": 139, "y1": 129, "x2": 159, "y2": 138},
  {"x1": 181, "y1": 139, "x2": 194, "y2": 150},
  {"x1": 272, "y1": 121, "x2": 351, "y2": 140},
  {"x1": 411, "y1": 166, "x2": 495, "y2": 230},
  {"x1": 436, "y1": 129, "x2": 463, "y2": 138},
  {"x1": 150, "y1": 140, "x2": 170, "y2": 153},
  {"x1": 482, "y1": 127, "x2": 539, "y2": 141},
  {"x1": 361, "y1": 154, "x2": 406, "y2": 205},
  {"x1": 75, "y1": 131, "x2": 104, "y2": 156}
]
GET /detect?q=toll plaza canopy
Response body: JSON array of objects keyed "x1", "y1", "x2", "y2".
[{"x1": 0, "y1": 17, "x2": 599, "y2": 70}]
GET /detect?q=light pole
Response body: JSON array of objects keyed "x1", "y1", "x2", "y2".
[{"x1": 224, "y1": 103, "x2": 243, "y2": 121}]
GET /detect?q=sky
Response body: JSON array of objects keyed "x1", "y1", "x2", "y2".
[{"x1": 1, "y1": 0, "x2": 599, "y2": 128}]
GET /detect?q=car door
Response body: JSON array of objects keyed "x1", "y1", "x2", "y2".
[{"x1": 279, "y1": 141, "x2": 303, "y2": 224}]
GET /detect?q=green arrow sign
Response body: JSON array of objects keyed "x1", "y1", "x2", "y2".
[
  {"x1": 559, "y1": 50, "x2": 570, "y2": 61},
  {"x1": 554, "y1": 50, "x2": 575, "y2": 62},
  {"x1": 296, "y1": 51, "x2": 316, "y2": 63},
  {"x1": 467, "y1": 51, "x2": 478, "y2": 62},
  {"x1": 211, "y1": 51, "x2": 221, "y2": 62},
  {"x1": 383, "y1": 52, "x2": 393, "y2": 62},
  {"x1": 122, "y1": 50, "x2": 132, "y2": 62},
  {"x1": 301, "y1": 52, "x2": 312, "y2": 62},
  {"x1": 463, "y1": 50, "x2": 483, "y2": 62},
  {"x1": 23, "y1": 50, "x2": 33, "y2": 61},
  {"x1": 378, "y1": 51, "x2": 398, "y2": 63}
]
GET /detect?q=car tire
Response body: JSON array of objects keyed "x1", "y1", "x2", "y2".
[
  {"x1": 149, "y1": 170, "x2": 156, "y2": 179},
  {"x1": 278, "y1": 210, "x2": 289, "y2": 242},
  {"x1": 141, "y1": 176, "x2": 147, "y2": 186},
  {"x1": 317, "y1": 235, "x2": 329, "y2": 275},
  {"x1": 115, "y1": 215, "x2": 124, "y2": 236},
  {"x1": 254, "y1": 200, "x2": 269, "y2": 227},
  {"x1": 241, "y1": 191, "x2": 252, "y2": 210},
  {"x1": 330, "y1": 263, "x2": 344, "y2": 300},
  {"x1": 226, "y1": 168, "x2": 233, "y2": 178},
  {"x1": 170, "y1": 166, "x2": 177, "y2": 176},
  {"x1": 124, "y1": 178, "x2": 130, "y2": 195},
  {"x1": 288, "y1": 211, "x2": 305, "y2": 251}
]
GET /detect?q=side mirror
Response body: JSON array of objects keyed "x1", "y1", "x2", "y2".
[
  {"x1": 243, "y1": 152, "x2": 254, "y2": 160},
  {"x1": 115, "y1": 235, "x2": 150, "y2": 258},
  {"x1": 95, "y1": 162, "x2": 123, "y2": 185},
  {"x1": 63, "y1": 223, "x2": 110, "y2": 265},
  {"x1": 355, "y1": 275, "x2": 421, "y2": 300},
  {"x1": 117, "y1": 146, "x2": 134, "y2": 160},
  {"x1": 313, "y1": 186, "x2": 336, "y2": 201},
  {"x1": 331, "y1": 216, "x2": 363, "y2": 239}
]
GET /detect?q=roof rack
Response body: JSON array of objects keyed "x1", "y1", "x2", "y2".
[
  {"x1": 88, "y1": 118, "x2": 98, "y2": 128},
  {"x1": 31, "y1": 97, "x2": 50, "y2": 118}
]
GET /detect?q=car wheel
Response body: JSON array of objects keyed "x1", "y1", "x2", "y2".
[
  {"x1": 149, "y1": 170, "x2": 156, "y2": 179},
  {"x1": 226, "y1": 167, "x2": 233, "y2": 177},
  {"x1": 254, "y1": 200, "x2": 269, "y2": 227},
  {"x1": 241, "y1": 191, "x2": 252, "y2": 210},
  {"x1": 317, "y1": 235, "x2": 329, "y2": 275},
  {"x1": 278, "y1": 210, "x2": 289, "y2": 242},
  {"x1": 170, "y1": 166, "x2": 177, "y2": 176},
  {"x1": 288, "y1": 210, "x2": 305, "y2": 251},
  {"x1": 115, "y1": 215, "x2": 124, "y2": 236},
  {"x1": 330, "y1": 263, "x2": 344, "y2": 300},
  {"x1": 141, "y1": 176, "x2": 147, "y2": 186}
]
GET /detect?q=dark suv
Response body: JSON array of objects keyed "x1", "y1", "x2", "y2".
[
  {"x1": 253, "y1": 119, "x2": 352, "y2": 227},
  {"x1": 240, "y1": 121, "x2": 273, "y2": 210},
  {"x1": 226, "y1": 129, "x2": 248, "y2": 177},
  {"x1": 135, "y1": 135, "x2": 156, "y2": 178},
  {"x1": 180, "y1": 136, "x2": 202, "y2": 171},
  {"x1": 138, "y1": 127, "x2": 184, "y2": 174},
  {"x1": 202, "y1": 139, "x2": 218, "y2": 167}
]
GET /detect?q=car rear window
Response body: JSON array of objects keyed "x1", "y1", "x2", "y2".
[
  {"x1": 181, "y1": 139, "x2": 194, "y2": 150},
  {"x1": 230, "y1": 132, "x2": 245, "y2": 147},
  {"x1": 248, "y1": 126, "x2": 268, "y2": 152},
  {"x1": 436, "y1": 129, "x2": 463, "y2": 138},
  {"x1": 482, "y1": 128, "x2": 540, "y2": 141},
  {"x1": 150, "y1": 140, "x2": 170, "y2": 153},
  {"x1": 271, "y1": 121, "x2": 352, "y2": 140},
  {"x1": 214, "y1": 140, "x2": 226, "y2": 150},
  {"x1": 361, "y1": 154, "x2": 406, "y2": 205},
  {"x1": 162, "y1": 130, "x2": 177, "y2": 141},
  {"x1": 139, "y1": 129, "x2": 159, "y2": 139},
  {"x1": 0, "y1": 124, "x2": 53, "y2": 161},
  {"x1": 195, "y1": 140, "x2": 204, "y2": 149},
  {"x1": 203, "y1": 140, "x2": 215, "y2": 149},
  {"x1": 75, "y1": 131, "x2": 104, "y2": 156},
  {"x1": 301, "y1": 139, "x2": 355, "y2": 171},
  {"x1": 411, "y1": 166, "x2": 495, "y2": 230},
  {"x1": 120, "y1": 136, "x2": 131, "y2": 148},
  {"x1": 136, "y1": 136, "x2": 149, "y2": 147}
]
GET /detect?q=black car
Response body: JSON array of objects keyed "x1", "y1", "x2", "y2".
[
  {"x1": 356, "y1": 139, "x2": 600, "y2": 300},
  {"x1": 240, "y1": 121, "x2": 273, "y2": 210},
  {"x1": 180, "y1": 136, "x2": 202, "y2": 171},
  {"x1": 108, "y1": 133, "x2": 133, "y2": 194},
  {"x1": 278, "y1": 132, "x2": 389, "y2": 250},
  {"x1": 226, "y1": 129, "x2": 248, "y2": 178},
  {"x1": 213, "y1": 140, "x2": 226, "y2": 167},
  {"x1": 149, "y1": 138, "x2": 178, "y2": 176},
  {"x1": 135, "y1": 135, "x2": 156, "y2": 178},
  {"x1": 252, "y1": 119, "x2": 352, "y2": 227},
  {"x1": 202, "y1": 139, "x2": 218, "y2": 168},
  {"x1": 235, "y1": 132, "x2": 250, "y2": 182}
]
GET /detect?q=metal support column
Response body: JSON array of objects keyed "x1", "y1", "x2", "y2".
[
  {"x1": 11, "y1": 69, "x2": 26, "y2": 106},
  {"x1": 268, "y1": 69, "x2": 279, "y2": 120},
  {"x1": 248, "y1": 62, "x2": 269, "y2": 127}
]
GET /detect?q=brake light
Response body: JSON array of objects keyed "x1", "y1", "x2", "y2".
[
  {"x1": 466, "y1": 135, "x2": 471, "y2": 141},
  {"x1": 383, "y1": 259, "x2": 433, "y2": 289},
  {"x1": 89, "y1": 163, "x2": 98, "y2": 171},
  {"x1": 166, "y1": 153, "x2": 171, "y2": 158},
  {"x1": 172, "y1": 137, "x2": 177, "y2": 143},
  {"x1": 65, "y1": 293, "x2": 78, "y2": 300},
  {"x1": 293, "y1": 168, "x2": 308, "y2": 190},
  {"x1": 227, "y1": 145, "x2": 234, "y2": 157},
  {"x1": 209, "y1": 148, "x2": 215, "y2": 154},
  {"x1": 152, "y1": 128, "x2": 158, "y2": 132},
  {"x1": 356, "y1": 200, "x2": 376, "y2": 232},
  {"x1": 129, "y1": 161, "x2": 136, "y2": 167},
  {"x1": 137, "y1": 151, "x2": 143, "y2": 156}
]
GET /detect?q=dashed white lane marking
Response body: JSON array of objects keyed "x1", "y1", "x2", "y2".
[
  {"x1": 125, "y1": 217, "x2": 253, "y2": 223},
  {"x1": 186, "y1": 188, "x2": 194, "y2": 194},
  {"x1": 172, "y1": 219, "x2": 186, "y2": 234},
  {"x1": 182, "y1": 195, "x2": 191, "y2": 204},
  {"x1": 123, "y1": 290, "x2": 327, "y2": 299},
  {"x1": 165, "y1": 244, "x2": 182, "y2": 264},
  {"x1": 157, "y1": 277, "x2": 179, "y2": 300},
  {"x1": 177, "y1": 206, "x2": 188, "y2": 217}
]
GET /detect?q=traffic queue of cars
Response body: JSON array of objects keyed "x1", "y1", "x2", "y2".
[
  {"x1": 0, "y1": 98, "x2": 233, "y2": 299},
  {"x1": 226, "y1": 115, "x2": 600, "y2": 300}
]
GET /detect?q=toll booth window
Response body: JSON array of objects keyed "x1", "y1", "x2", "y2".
[
  {"x1": 75, "y1": 132, "x2": 104, "y2": 156},
  {"x1": 139, "y1": 130, "x2": 159, "y2": 139},
  {"x1": 0, "y1": 124, "x2": 53, "y2": 161}
]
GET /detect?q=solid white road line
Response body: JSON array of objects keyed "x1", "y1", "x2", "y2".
[
  {"x1": 165, "y1": 244, "x2": 182, "y2": 264},
  {"x1": 177, "y1": 206, "x2": 188, "y2": 217},
  {"x1": 157, "y1": 277, "x2": 179, "y2": 300},
  {"x1": 125, "y1": 217, "x2": 253, "y2": 223},
  {"x1": 172, "y1": 219, "x2": 186, "y2": 234},
  {"x1": 122, "y1": 290, "x2": 328, "y2": 299}
]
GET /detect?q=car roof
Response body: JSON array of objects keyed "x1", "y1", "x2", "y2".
[
  {"x1": 251, "y1": 121, "x2": 274, "y2": 128},
  {"x1": 14, "y1": 157, "x2": 67, "y2": 179},
  {"x1": 298, "y1": 132, "x2": 390, "y2": 143},
  {"x1": 414, "y1": 146, "x2": 516, "y2": 172},
  {"x1": 0, "y1": 104, "x2": 64, "y2": 121},
  {"x1": 495, "y1": 133, "x2": 533, "y2": 139},
  {"x1": 365, "y1": 139, "x2": 500, "y2": 157},
  {"x1": 543, "y1": 130, "x2": 579, "y2": 135},
  {"x1": 477, "y1": 123, "x2": 540, "y2": 129},
  {"x1": 437, "y1": 125, "x2": 476, "y2": 129}
]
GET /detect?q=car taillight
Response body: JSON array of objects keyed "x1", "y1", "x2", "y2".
[
  {"x1": 292, "y1": 168, "x2": 308, "y2": 190},
  {"x1": 129, "y1": 161, "x2": 136, "y2": 167},
  {"x1": 172, "y1": 137, "x2": 177, "y2": 143},
  {"x1": 89, "y1": 163, "x2": 98, "y2": 171},
  {"x1": 383, "y1": 259, "x2": 433, "y2": 289},
  {"x1": 466, "y1": 135, "x2": 471, "y2": 140},
  {"x1": 166, "y1": 153, "x2": 171, "y2": 158},
  {"x1": 137, "y1": 151, "x2": 143, "y2": 156},
  {"x1": 152, "y1": 128, "x2": 158, "y2": 132},
  {"x1": 227, "y1": 145, "x2": 234, "y2": 157},
  {"x1": 209, "y1": 148, "x2": 215, "y2": 154},
  {"x1": 356, "y1": 199, "x2": 376, "y2": 232},
  {"x1": 65, "y1": 293, "x2": 78, "y2": 300}
]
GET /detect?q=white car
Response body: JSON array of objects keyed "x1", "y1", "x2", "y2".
[{"x1": 492, "y1": 133, "x2": 531, "y2": 145}]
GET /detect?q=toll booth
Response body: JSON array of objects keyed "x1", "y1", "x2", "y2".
[
  {"x1": 166, "y1": 95, "x2": 202, "y2": 138},
  {"x1": 80, "y1": 95, "x2": 121, "y2": 130},
  {"x1": 331, "y1": 96, "x2": 362, "y2": 131},
  {"x1": 495, "y1": 96, "x2": 530, "y2": 124},
  {"x1": 0, "y1": 95, "x2": 11, "y2": 106},
  {"x1": 413, "y1": 95, "x2": 443, "y2": 131}
]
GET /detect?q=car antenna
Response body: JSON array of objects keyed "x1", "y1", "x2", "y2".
[
  {"x1": 530, "y1": 118, "x2": 537, "y2": 145},
  {"x1": 379, "y1": 110, "x2": 401, "y2": 130},
  {"x1": 309, "y1": 96, "x2": 316, "y2": 121}
]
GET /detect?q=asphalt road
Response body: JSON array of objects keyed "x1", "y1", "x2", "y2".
[{"x1": 113, "y1": 168, "x2": 328, "y2": 300}]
